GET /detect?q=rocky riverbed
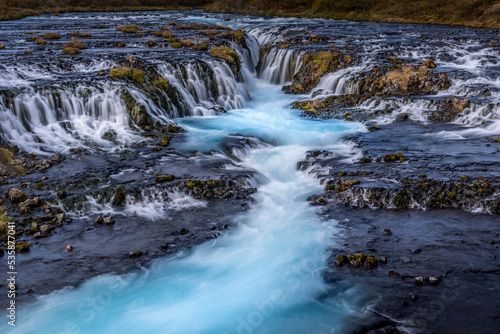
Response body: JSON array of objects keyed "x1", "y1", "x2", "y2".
[{"x1": 0, "y1": 10, "x2": 499, "y2": 334}]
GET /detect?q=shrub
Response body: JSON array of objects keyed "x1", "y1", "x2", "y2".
[
  {"x1": 116, "y1": 25, "x2": 141, "y2": 33},
  {"x1": 153, "y1": 30, "x2": 175, "y2": 39},
  {"x1": 153, "y1": 77, "x2": 169, "y2": 89},
  {"x1": 109, "y1": 68, "x2": 125, "y2": 79},
  {"x1": 109, "y1": 67, "x2": 145, "y2": 83},
  {"x1": 200, "y1": 29, "x2": 217, "y2": 40},
  {"x1": 171, "y1": 42, "x2": 182, "y2": 48},
  {"x1": 35, "y1": 38, "x2": 46, "y2": 45},
  {"x1": 71, "y1": 31, "x2": 92, "y2": 38},
  {"x1": 193, "y1": 42, "x2": 208, "y2": 51},
  {"x1": 180, "y1": 39, "x2": 194, "y2": 47},
  {"x1": 65, "y1": 41, "x2": 85, "y2": 49},
  {"x1": 43, "y1": 32, "x2": 60, "y2": 39},
  {"x1": 132, "y1": 70, "x2": 145, "y2": 83},
  {"x1": 62, "y1": 47, "x2": 81, "y2": 55}
]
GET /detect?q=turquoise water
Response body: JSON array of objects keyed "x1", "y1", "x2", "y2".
[{"x1": 6, "y1": 78, "x2": 366, "y2": 333}]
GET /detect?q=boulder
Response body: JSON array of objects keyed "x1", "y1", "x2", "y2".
[{"x1": 9, "y1": 189, "x2": 27, "y2": 203}]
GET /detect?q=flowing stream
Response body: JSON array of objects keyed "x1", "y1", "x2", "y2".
[
  {"x1": 4, "y1": 72, "x2": 368, "y2": 333},
  {"x1": 1, "y1": 10, "x2": 499, "y2": 334}
]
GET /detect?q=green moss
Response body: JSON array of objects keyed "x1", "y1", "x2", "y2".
[
  {"x1": 153, "y1": 77, "x2": 169, "y2": 89},
  {"x1": 132, "y1": 69, "x2": 145, "y2": 83},
  {"x1": 171, "y1": 42, "x2": 182, "y2": 48},
  {"x1": 348, "y1": 253, "x2": 367, "y2": 264},
  {"x1": 15, "y1": 241, "x2": 30, "y2": 252},
  {"x1": 326, "y1": 179, "x2": 361, "y2": 192},
  {"x1": 155, "y1": 174, "x2": 175, "y2": 182},
  {"x1": 383, "y1": 153, "x2": 404, "y2": 162},
  {"x1": 109, "y1": 68, "x2": 125, "y2": 79},
  {"x1": 210, "y1": 46, "x2": 241, "y2": 75},
  {"x1": 109, "y1": 67, "x2": 145, "y2": 83},
  {"x1": 112, "y1": 186, "x2": 126, "y2": 207},
  {"x1": 159, "y1": 136, "x2": 172, "y2": 147}
]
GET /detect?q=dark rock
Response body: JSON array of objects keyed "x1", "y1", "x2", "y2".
[
  {"x1": 9, "y1": 188, "x2": 27, "y2": 203},
  {"x1": 112, "y1": 186, "x2": 126, "y2": 207}
]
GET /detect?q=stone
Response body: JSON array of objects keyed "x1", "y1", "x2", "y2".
[
  {"x1": 39, "y1": 224, "x2": 50, "y2": 233},
  {"x1": 129, "y1": 251, "x2": 143, "y2": 257},
  {"x1": 65, "y1": 244, "x2": 73, "y2": 251},
  {"x1": 335, "y1": 253, "x2": 347, "y2": 266},
  {"x1": 103, "y1": 216, "x2": 114, "y2": 225},
  {"x1": 383, "y1": 228, "x2": 392, "y2": 236},
  {"x1": 155, "y1": 174, "x2": 175, "y2": 183},
  {"x1": 415, "y1": 276, "x2": 424, "y2": 285},
  {"x1": 378, "y1": 256, "x2": 388, "y2": 264},
  {"x1": 429, "y1": 276, "x2": 440, "y2": 285},
  {"x1": 364, "y1": 255, "x2": 378, "y2": 269},
  {"x1": 9, "y1": 189, "x2": 27, "y2": 203},
  {"x1": 410, "y1": 293, "x2": 419, "y2": 301},
  {"x1": 55, "y1": 213, "x2": 64, "y2": 225},
  {"x1": 112, "y1": 186, "x2": 126, "y2": 207},
  {"x1": 43, "y1": 205, "x2": 52, "y2": 214}
]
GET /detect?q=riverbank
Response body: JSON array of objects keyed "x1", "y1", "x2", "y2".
[
  {"x1": 206, "y1": 0, "x2": 500, "y2": 29},
  {"x1": 1, "y1": 1, "x2": 500, "y2": 29}
]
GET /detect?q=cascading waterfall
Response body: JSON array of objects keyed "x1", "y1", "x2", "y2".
[
  {"x1": 156, "y1": 60, "x2": 249, "y2": 117},
  {"x1": 3, "y1": 77, "x2": 368, "y2": 334},
  {"x1": 258, "y1": 48, "x2": 304, "y2": 84},
  {"x1": 0, "y1": 85, "x2": 139, "y2": 154},
  {"x1": 1, "y1": 10, "x2": 499, "y2": 334},
  {"x1": 311, "y1": 67, "x2": 361, "y2": 97}
]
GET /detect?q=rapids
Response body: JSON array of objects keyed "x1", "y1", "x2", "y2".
[{"x1": 0, "y1": 9, "x2": 499, "y2": 334}]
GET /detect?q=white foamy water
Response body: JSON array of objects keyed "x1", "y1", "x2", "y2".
[{"x1": 3, "y1": 75, "x2": 367, "y2": 334}]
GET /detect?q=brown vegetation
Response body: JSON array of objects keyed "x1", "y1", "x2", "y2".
[
  {"x1": 0, "y1": 1, "x2": 498, "y2": 29},
  {"x1": 206, "y1": 0, "x2": 500, "y2": 29}
]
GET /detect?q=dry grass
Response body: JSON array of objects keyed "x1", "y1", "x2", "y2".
[
  {"x1": 383, "y1": 65, "x2": 428, "y2": 91},
  {"x1": 43, "y1": 32, "x2": 60, "y2": 39},
  {"x1": 116, "y1": 25, "x2": 142, "y2": 33},
  {"x1": 206, "y1": 0, "x2": 500, "y2": 29}
]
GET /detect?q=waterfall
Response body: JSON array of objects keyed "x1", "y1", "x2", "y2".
[
  {"x1": 258, "y1": 48, "x2": 304, "y2": 84},
  {"x1": 156, "y1": 59, "x2": 250, "y2": 117},
  {"x1": 0, "y1": 85, "x2": 139, "y2": 154}
]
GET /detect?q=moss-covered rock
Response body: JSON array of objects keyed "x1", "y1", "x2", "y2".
[
  {"x1": 155, "y1": 174, "x2": 175, "y2": 183},
  {"x1": 9, "y1": 189, "x2": 27, "y2": 203},
  {"x1": 289, "y1": 50, "x2": 353, "y2": 94},
  {"x1": 112, "y1": 186, "x2": 126, "y2": 207},
  {"x1": 210, "y1": 46, "x2": 241, "y2": 75}
]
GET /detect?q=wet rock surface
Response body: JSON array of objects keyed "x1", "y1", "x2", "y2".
[
  {"x1": 0, "y1": 138, "x2": 257, "y2": 307},
  {"x1": 301, "y1": 121, "x2": 500, "y2": 213},
  {"x1": 322, "y1": 205, "x2": 500, "y2": 334}
]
